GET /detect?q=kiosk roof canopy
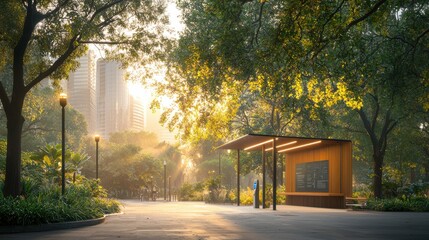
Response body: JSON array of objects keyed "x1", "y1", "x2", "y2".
[{"x1": 217, "y1": 134, "x2": 350, "y2": 153}]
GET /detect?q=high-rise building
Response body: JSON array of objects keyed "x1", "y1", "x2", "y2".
[
  {"x1": 67, "y1": 51, "x2": 96, "y2": 133},
  {"x1": 96, "y1": 60, "x2": 131, "y2": 139},
  {"x1": 130, "y1": 96, "x2": 145, "y2": 131}
]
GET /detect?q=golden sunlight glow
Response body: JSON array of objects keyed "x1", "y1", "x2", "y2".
[
  {"x1": 243, "y1": 139, "x2": 273, "y2": 151},
  {"x1": 127, "y1": 81, "x2": 147, "y2": 101},
  {"x1": 265, "y1": 141, "x2": 297, "y2": 151},
  {"x1": 277, "y1": 140, "x2": 322, "y2": 153}
]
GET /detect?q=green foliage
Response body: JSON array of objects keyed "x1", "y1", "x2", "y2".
[
  {"x1": 203, "y1": 175, "x2": 222, "y2": 203},
  {"x1": 397, "y1": 182, "x2": 429, "y2": 200},
  {"x1": 0, "y1": 87, "x2": 88, "y2": 151},
  {"x1": 1, "y1": 0, "x2": 170, "y2": 197},
  {"x1": 0, "y1": 180, "x2": 120, "y2": 226},
  {"x1": 366, "y1": 197, "x2": 429, "y2": 212},
  {"x1": 156, "y1": 0, "x2": 429, "y2": 200},
  {"x1": 353, "y1": 183, "x2": 372, "y2": 199},
  {"x1": 0, "y1": 139, "x2": 5, "y2": 173},
  {"x1": 276, "y1": 185, "x2": 286, "y2": 204},
  {"x1": 81, "y1": 132, "x2": 182, "y2": 199},
  {"x1": 178, "y1": 182, "x2": 204, "y2": 201},
  {"x1": 25, "y1": 144, "x2": 89, "y2": 187},
  {"x1": 239, "y1": 187, "x2": 255, "y2": 206},
  {"x1": 202, "y1": 175, "x2": 236, "y2": 204}
]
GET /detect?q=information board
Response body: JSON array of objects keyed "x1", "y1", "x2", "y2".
[{"x1": 295, "y1": 160, "x2": 329, "y2": 192}]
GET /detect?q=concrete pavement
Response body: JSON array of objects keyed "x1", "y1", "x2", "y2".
[{"x1": 2, "y1": 200, "x2": 429, "y2": 239}]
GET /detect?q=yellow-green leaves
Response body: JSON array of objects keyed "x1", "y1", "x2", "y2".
[{"x1": 305, "y1": 75, "x2": 363, "y2": 110}]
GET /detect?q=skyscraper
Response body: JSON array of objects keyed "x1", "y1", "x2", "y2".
[
  {"x1": 130, "y1": 96, "x2": 145, "y2": 131},
  {"x1": 67, "y1": 51, "x2": 96, "y2": 133},
  {"x1": 96, "y1": 60, "x2": 131, "y2": 138}
]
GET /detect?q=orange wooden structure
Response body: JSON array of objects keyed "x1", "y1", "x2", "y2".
[{"x1": 218, "y1": 134, "x2": 352, "y2": 209}]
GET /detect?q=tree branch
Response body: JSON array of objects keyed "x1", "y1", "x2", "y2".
[
  {"x1": 253, "y1": 1, "x2": 266, "y2": 45},
  {"x1": 344, "y1": 0, "x2": 388, "y2": 32},
  {"x1": 89, "y1": 0, "x2": 125, "y2": 23},
  {"x1": 369, "y1": 93, "x2": 379, "y2": 132},
  {"x1": 78, "y1": 40, "x2": 129, "y2": 45},
  {"x1": 318, "y1": 0, "x2": 345, "y2": 43},
  {"x1": 311, "y1": 0, "x2": 387, "y2": 59},
  {"x1": 42, "y1": 0, "x2": 70, "y2": 20},
  {"x1": 357, "y1": 109, "x2": 378, "y2": 146},
  {"x1": 414, "y1": 27, "x2": 429, "y2": 46},
  {"x1": 24, "y1": 35, "x2": 79, "y2": 93}
]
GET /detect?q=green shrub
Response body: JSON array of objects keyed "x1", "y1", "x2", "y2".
[
  {"x1": 353, "y1": 183, "x2": 372, "y2": 198},
  {"x1": 397, "y1": 182, "x2": 429, "y2": 199},
  {"x1": 366, "y1": 197, "x2": 429, "y2": 212},
  {"x1": 0, "y1": 180, "x2": 121, "y2": 226},
  {"x1": 240, "y1": 187, "x2": 254, "y2": 206},
  {"x1": 276, "y1": 185, "x2": 286, "y2": 204},
  {"x1": 204, "y1": 176, "x2": 219, "y2": 203},
  {"x1": 178, "y1": 182, "x2": 204, "y2": 201}
]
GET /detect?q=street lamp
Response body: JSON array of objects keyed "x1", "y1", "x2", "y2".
[
  {"x1": 164, "y1": 160, "x2": 167, "y2": 200},
  {"x1": 94, "y1": 135, "x2": 100, "y2": 179},
  {"x1": 59, "y1": 93, "x2": 67, "y2": 195}
]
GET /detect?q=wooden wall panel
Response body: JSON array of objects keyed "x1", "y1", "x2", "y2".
[
  {"x1": 286, "y1": 195, "x2": 345, "y2": 209},
  {"x1": 284, "y1": 142, "x2": 352, "y2": 197},
  {"x1": 341, "y1": 142, "x2": 353, "y2": 197}
]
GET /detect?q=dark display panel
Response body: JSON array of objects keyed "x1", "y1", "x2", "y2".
[{"x1": 296, "y1": 160, "x2": 329, "y2": 192}]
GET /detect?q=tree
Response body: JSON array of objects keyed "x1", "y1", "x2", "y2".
[
  {"x1": 0, "y1": 0, "x2": 168, "y2": 197},
  {"x1": 158, "y1": 0, "x2": 429, "y2": 198},
  {"x1": 0, "y1": 87, "x2": 88, "y2": 151}
]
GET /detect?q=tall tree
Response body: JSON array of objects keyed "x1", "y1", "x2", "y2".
[
  {"x1": 158, "y1": 0, "x2": 429, "y2": 198},
  {"x1": 0, "y1": 87, "x2": 88, "y2": 151},
  {"x1": 0, "y1": 0, "x2": 168, "y2": 197}
]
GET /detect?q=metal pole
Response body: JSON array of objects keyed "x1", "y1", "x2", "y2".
[
  {"x1": 218, "y1": 152, "x2": 221, "y2": 175},
  {"x1": 273, "y1": 138, "x2": 277, "y2": 210},
  {"x1": 262, "y1": 145, "x2": 266, "y2": 209},
  {"x1": 164, "y1": 162, "x2": 167, "y2": 200},
  {"x1": 96, "y1": 140, "x2": 99, "y2": 179},
  {"x1": 168, "y1": 176, "x2": 171, "y2": 201},
  {"x1": 61, "y1": 106, "x2": 65, "y2": 195},
  {"x1": 237, "y1": 149, "x2": 240, "y2": 206},
  {"x1": 218, "y1": 151, "x2": 221, "y2": 185}
]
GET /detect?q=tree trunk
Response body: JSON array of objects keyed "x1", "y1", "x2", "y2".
[
  {"x1": 3, "y1": 104, "x2": 25, "y2": 197},
  {"x1": 373, "y1": 152, "x2": 383, "y2": 198},
  {"x1": 423, "y1": 162, "x2": 429, "y2": 182}
]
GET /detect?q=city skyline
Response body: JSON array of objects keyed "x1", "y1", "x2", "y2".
[{"x1": 66, "y1": 52, "x2": 176, "y2": 143}]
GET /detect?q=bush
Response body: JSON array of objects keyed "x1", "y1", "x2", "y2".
[
  {"x1": 353, "y1": 183, "x2": 372, "y2": 198},
  {"x1": 230, "y1": 185, "x2": 286, "y2": 206},
  {"x1": 397, "y1": 182, "x2": 429, "y2": 199},
  {"x1": 240, "y1": 187, "x2": 254, "y2": 205},
  {"x1": 366, "y1": 197, "x2": 429, "y2": 212},
  {"x1": 178, "y1": 182, "x2": 204, "y2": 201},
  {"x1": 0, "y1": 180, "x2": 121, "y2": 226},
  {"x1": 203, "y1": 176, "x2": 227, "y2": 203}
]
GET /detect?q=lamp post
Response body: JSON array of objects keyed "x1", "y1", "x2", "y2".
[
  {"x1": 164, "y1": 160, "x2": 167, "y2": 200},
  {"x1": 95, "y1": 135, "x2": 100, "y2": 179},
  {"x1": 59, "y1": 93, "x2": 67, "y2": 195},
  {"x1": 168, "y1": 176, "x2": 171, "y2": 201}
]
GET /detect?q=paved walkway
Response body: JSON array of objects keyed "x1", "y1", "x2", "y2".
[{"x1": 2, "y1": 200, "x2": 429, "y2": 239}]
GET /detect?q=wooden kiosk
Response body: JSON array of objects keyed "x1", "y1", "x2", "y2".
[{"x1": 218, "y1": 134, "x2": 352, "y2": 209}]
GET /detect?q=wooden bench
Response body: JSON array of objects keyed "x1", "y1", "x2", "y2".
[{"x1": 345, "y1": 197, "x2": 367, "y2": 208}]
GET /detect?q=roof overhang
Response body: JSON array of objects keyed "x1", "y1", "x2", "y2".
[{"x1": 217, "y1": 134, "x2": 350, "y2": 154}]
